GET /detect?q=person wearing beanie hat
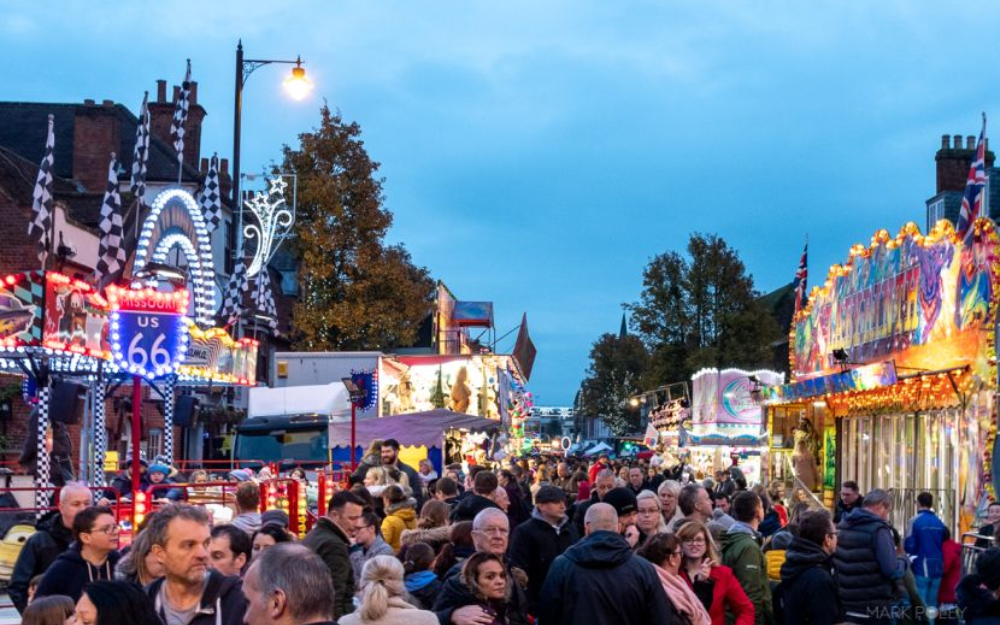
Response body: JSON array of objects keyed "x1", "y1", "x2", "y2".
[
  {"x1": 146, "y1": 462, "x2": 182, "y2": 503},
  {"x1": 602, "y1": 487, "x2": 640, "y2": 548},
  {"x1": 957, "y1": 547, "x2": 1000, "y2": 623},
  {"x1": 765, "y1": 529, "x2": 794, "y2": 582},
  {"x1": 260, "y1": 509, "x2": 290, "y2": 530},
  {"x1": 509, "y1": 485, "x2": 577, "y2": 613}
]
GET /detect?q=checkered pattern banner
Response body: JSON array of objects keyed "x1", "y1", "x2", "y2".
[
  {"x1": 169, "y1": 60, "x2": 192, "y2": 168},
  {"x1": 222, "y1": 258, "x2": 249, "y2": 326},
  {"x1": 34, "y1": 383, "x2": 51, "y2": 517},
  {"x1": 130, "y1": 92, "x2": 150, "y2": 207},
  {"x1": 93, "y1": 381, "x2": 107, "y2": 487},
  {"x1": 28, "y1": 115, "x2": 55, "y2": 268},
  {"x1": 95, "y1": 154, "x2": 126, "y2": 289},
  {"x1": 199, "y1": 153, "x2": 222, "y2": 232},
  {"x1": 162, "y1": 375, "x2": 177, "y2": 462},
  {"x1": 254, "y1": 272, "x2": 279, "y2": 334}
]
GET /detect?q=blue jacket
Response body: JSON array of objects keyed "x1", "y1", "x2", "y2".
[{"x1": 904, "y1": 509, "x2": 946, "y2": 578}]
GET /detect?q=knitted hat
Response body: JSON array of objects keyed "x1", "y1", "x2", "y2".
[
  {"x1": 261, "y1": 509, "x2": 290, "y2": 529},
  {"x1": 769, "y1": 530, "x2": 794, "y2": 551},
  {"x1": 229, "y1": 469, "x2": 252, "y2": 482},
  {"x1": 602, "y1": 487, "x2": 638, "y2": 516},
  {"x1": 148, "y1": 463, "x2": 170, "y2": 476},
  {"x1": 977, "y1": 547, "x2": 1000, "y2": 591}
]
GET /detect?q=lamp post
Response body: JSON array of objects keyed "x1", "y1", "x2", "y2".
[{"x1": 232, "y1": 41, "x2": 312, "y2": 271}]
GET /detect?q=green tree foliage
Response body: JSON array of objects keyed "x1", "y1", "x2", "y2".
[
  {"x1": 282, "y1": 106, "x2": 435, "y2": 350},
  {"x1": 626, "y1": 233, "x2": 780, "y2": 386},
  {"x1": 578, "y1": 333, "x2": 649, "y2": 436}
]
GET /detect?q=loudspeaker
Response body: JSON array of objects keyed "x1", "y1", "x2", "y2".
[
  {"x1": 50, "y1": 381, "x2": 83, "y2": 424},
  {"x1": 174, "y1": 396, "x2": 200, "y2": 428}
]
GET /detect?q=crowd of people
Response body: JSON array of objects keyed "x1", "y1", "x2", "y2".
[{"x1": 11, "y1": 443, "x2": 1000, "y2": 625}]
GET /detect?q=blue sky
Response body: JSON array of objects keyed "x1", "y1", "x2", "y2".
[{"x1": 2, "y1": 2, "x2": 997, "y2": 405}]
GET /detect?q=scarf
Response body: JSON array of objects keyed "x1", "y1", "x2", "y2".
[{"x1": 653, "y1": 564, "x2": 712, "y2": 625}]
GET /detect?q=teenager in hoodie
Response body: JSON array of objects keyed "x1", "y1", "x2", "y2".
[
  {"x1": 34, "y1": 505, "x2": 121, "y2": 604},
  {"x1": 382, "y1": 485, "x2": 419, "y2": 553},
  {"x1": 144, "y1": 504, "x2": 247, "y2": 625},
  {"x1": 776, "y1": 509, "x2": 842, "y2": 625}
]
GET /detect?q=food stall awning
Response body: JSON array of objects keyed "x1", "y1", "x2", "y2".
[{"x1": 328, "y1": 409, "x2": 500, "y2": 448}]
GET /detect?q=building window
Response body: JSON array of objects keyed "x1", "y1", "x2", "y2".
[
  {"x1": 146, "y1": 428, "x2": 163, "y2": 460},
  {"x1": 928, "y1": 199, "x2": 946, "y2": 231}
]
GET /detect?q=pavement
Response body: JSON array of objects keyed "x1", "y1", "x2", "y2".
[{"x1": 0, "y1": 593, "x2": 16, "y2": 624}]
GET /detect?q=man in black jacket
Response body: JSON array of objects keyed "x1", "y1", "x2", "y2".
[
  {"x1": 381, "y1": 438, "x2": 425, "y2": 509},
  {"x1": 433, "y1": 508, "x2": 530, "y2": 625},
  {"x1": 450, "y1": 470, "x2": 501, "y2": 522},
  {"x1": 777, "y1": 509, "x2": 842, "y2": 625},
  {"x1": 243, "y1": 543, "x2": 337, "y2": 625},
  {"x1": 509, "y1": 485, "x2": 577, "y2": 614},
  {"x1": 572, "y1": 469, "x2": 615, "y2": 536},
  {"x1": 145, "y1": 504, "x2": 248, "y2": 625},
  {"x1": 538, "y1": 502, "x2": 674, "y2": 625},
  {"x1": 34, "y1": 505, "x2": 121, "y2": 603},
  {"x1": 303, "y1": 490, "x2": 366, "y2": 620},
  {"x1": 834, "y1": 480, "x2": 863, "y2": 523},
  {"x1": 10, "y1": 481, "x2": 91, "y2": 613}
]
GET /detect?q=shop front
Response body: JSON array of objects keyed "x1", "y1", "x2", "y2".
[{"x1": 764, "y1": 219, "x2": 1000, "y2": 533}]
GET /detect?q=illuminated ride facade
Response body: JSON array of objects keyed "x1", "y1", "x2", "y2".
[{"x1": 762, "y1": 218, "x2": 1000, "y2": 533}]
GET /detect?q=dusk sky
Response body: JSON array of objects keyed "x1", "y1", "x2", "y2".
[{"x1": 3, "y1": 2, "x2": 997, "y2": 405}]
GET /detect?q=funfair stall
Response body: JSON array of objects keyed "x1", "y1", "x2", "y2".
[
  {"x1": 763, "y1": 219, "x2": 1000, "y2": 533},
  {"x1": 687, "y1": 368, "x2": 784, "y2": 486}
]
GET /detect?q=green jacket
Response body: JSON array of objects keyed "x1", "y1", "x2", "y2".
[
  {"x1": 721, "y1": 526, "x2": 773, "y2": 625},
  {"x1": 302, "y1": 517, "x2": 354, "y2": 619}
]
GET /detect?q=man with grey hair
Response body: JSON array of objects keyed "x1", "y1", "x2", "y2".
[
  {"x1": 144, "y1": 504, "x2": 248, "y2": 625},
  {"x1": 433, "y1": 507, "x2": 529, "y2": 625},
  {"x1": 573, "y1": 468, "x2": 616, "y2": 535},
  {"x1": 539, "y1": 503, "x2": 673, "y2": 625},
  {"x1": 10, "y1": 481, "x2": 91, "y2": 613},
  {"x1": 243, "y1": 543, "x2": 336, "y2": 625},
  {"x1": 833, "y1": 488, "x2": 908, "y2": 624}
]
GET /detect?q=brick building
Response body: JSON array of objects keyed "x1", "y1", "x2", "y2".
[
  {"x1": 0, "y1": 79, "x2": 290, "y2": 476},
  {"x1": 926, "y1": 133, "x2": 999, "y2": 231}
]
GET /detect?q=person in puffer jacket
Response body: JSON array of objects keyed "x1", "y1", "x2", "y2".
[
  {"x1": 382, "y1": 485, "x2": 419, "y2": 553},
  {"x1": 904, "y1": 491, "x2": 947, "y2": 612},
  {"x1": 765, "y1": 529, "x2": 794, "y2": 584},
  {"x1": 34, "y1": 505, "x2": 121, "y2": 604}
]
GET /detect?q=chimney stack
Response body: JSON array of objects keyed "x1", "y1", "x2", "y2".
[
  {"x1": 147, "y1": 78, "x2": 208, "y2": 174},
  {"x1": 936, "y1": 131, "x2": 995, "y2": 193},
  {"x1": 157, "y1": 80, "x2": 167, "y2": 103},
  {"x1": 72, "y1": 102, "x2": 121, "y2": 193}
]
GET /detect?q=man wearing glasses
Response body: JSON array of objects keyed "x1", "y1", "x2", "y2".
[
  {"x1": 34, "y1": 505, "x2": 121, "y2": 603},
  {"x1": 776, "y1": 509, "x2": 843, "y2": 625}
]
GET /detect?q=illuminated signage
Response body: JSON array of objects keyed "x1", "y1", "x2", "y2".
[{"x1": 107, "y1": 286, "x2": 189, "y2": 379}]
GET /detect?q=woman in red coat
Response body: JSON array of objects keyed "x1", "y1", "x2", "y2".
[{"x1": 676, "y1": 520, "x2": 755, "y2": 625}]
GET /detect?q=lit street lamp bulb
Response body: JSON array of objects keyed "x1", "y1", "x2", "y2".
[
  {"x1": 284, "y1": 66, "x2": 313, "y2": 101},
  {"x1": 629, "y1": 397, "x2": 640, "y2": 408}
]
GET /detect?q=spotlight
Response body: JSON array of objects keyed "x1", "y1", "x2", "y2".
[{"x1": 832, "y1": 348, "x2": 849, "y2": 363}]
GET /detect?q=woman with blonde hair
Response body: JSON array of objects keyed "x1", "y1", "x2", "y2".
[
  {"x1": 675, "y1": 520, "x2": 753, "y2": 625},
  {"x1": 530, "y1": 466, "x2": 551, "y2": 504},
  {"x1": 636, "y1": 490, "x2": 668, "y2": 543},
  {"x1": 657, "y1": 480, "x2": 684, "y2": 528},
  {"x1": 339, "y1": 555, "x2": 438, "y2": 625}
]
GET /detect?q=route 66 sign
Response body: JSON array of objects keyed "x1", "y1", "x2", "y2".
[{"x1": 106, "y1": 286, "x2": 190, "y2": 379}]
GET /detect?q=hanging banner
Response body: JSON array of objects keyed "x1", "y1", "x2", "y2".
[
  {"x1": 0, "y1": 271, "x2": 44, "y2": 348},
  {"x1": 691, "y1": 368, "x2": 784, "y2": 426},
  {"x1": 792, "y1": 219, "x2": 1000, "y2": 380},
  {"x1": 43, "y1": 272, "x2": 108, "y2": 357}
]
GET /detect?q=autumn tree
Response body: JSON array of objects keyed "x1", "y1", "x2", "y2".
[
  {"x1": 626, "y1": 233, "x2": 779, "y2": 386},
  {"x1": 578, "y1": 332, "x2": 649, "y2": 436},
  {"x1": 282, "y1": 106, "x2": 434, "y2": 350}
]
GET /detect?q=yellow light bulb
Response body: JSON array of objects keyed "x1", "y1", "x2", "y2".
[{"x1": 284, "y1": 66, "x2": 313, "y2": 101}]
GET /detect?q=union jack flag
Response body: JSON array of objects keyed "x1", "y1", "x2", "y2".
[
  {"x1": 792, "y1": 239, "x2": 808, "y2": 314},
  {"x1": 956, "y1": 114, "x2": 987, "y2": 241}
]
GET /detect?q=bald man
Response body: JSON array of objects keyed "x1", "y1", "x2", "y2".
[
  {"x1": 10, "y1": 482, "x2": 91, "y2": 613},
  {"x1": 539, "y1": 503, "x2": 674, "y2": 625}
]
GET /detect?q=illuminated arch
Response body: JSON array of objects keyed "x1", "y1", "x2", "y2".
[{"x1": 133, "y1": 188, "x2": 216, "y2": 326}]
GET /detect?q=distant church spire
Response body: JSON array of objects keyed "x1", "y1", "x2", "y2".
[{"x1": 619, "y1": 313, "x2": 628, "y2": 339}]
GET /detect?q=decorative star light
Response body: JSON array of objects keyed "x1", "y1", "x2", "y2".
[{"x1": 245, "y1": 176, "x2": 294, "y2": 279}]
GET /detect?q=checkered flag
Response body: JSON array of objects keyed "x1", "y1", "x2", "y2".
[
  {"x1": 130, "y1": 91, "x2": 150, "y2": 207},
  {"x1": 169, "y1": 59, "x2": 192, "y2": 168},
  {"x1": 28, "y1": 115, "x2": 55, "y2": 267},
  {"x1": 253, "y1": 272, "x2": 278, "y2": 334},
  {"x1": 95, "y1": 153, "x2": 126, "y2": 288},
  {"x1": 222, "y1": 258, "x2": 249, "y2": 326},
  {"x1": 199, "y1": 153, "x2": 222, "y2": 232}
]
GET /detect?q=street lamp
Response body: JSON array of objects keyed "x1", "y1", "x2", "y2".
[{"x1": 232, "y1": 40, "x2": 311, "y2": 270}]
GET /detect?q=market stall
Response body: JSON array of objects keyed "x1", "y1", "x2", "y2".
[{"x1": 763, "y1": 219, "x2": 1000, "y2": 533}]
